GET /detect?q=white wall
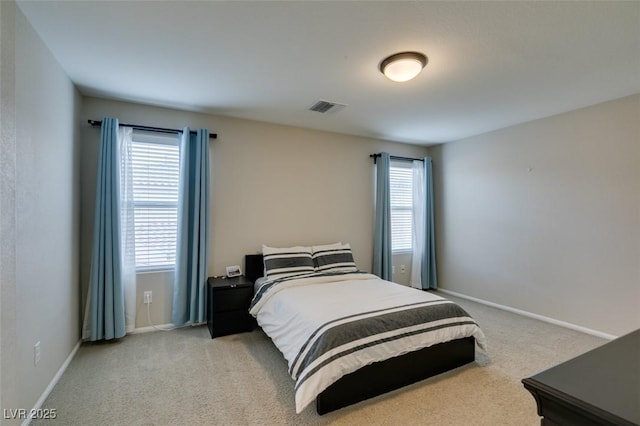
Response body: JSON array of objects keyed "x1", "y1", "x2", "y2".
[
  {"x1": 431, "y1": 95, "x2": 640, "y2": 337},
  {"x1": 80, "y1": 97, "x2": 428, "y2": 327},
  {"x1": 1, "y1": 2, "x2": 82, "y2": 422},
  {"x1": 0, "y1": 0, "x2": 19, "y2": 417}
]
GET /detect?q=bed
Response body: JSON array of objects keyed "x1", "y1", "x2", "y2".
[{"x1": 244, "y1": 246, "x2": 486, "y2": 415}]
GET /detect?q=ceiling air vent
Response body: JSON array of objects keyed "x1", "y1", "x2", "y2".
[{"x1": 308, "y1": 100, "x2": 347, "y2": 114}]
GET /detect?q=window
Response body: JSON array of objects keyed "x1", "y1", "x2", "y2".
[
  {"x1": 389, "y1": 160, "x2": 413, "y2": 252},
  {"x1": 130, "y1": 131, "x2": 180, "y2": 271}
]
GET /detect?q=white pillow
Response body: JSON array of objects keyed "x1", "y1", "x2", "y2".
[
  {"x1": 311, "y1": 242, "x2": 343, "y2": 253},
  {"x1": 262, "y1": 245, "x2": 315, "y2": 280},
  {"x1": 312, "y1": 242, "x2": 358, "y2": 273}
]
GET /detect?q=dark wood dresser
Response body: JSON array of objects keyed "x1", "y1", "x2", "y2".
[
  {"x1": 207, "y1": 276, "x2": 256, "y2": 338},
  {"x1": 522, "y1": 329, "x2": 639, "y2": 426}
]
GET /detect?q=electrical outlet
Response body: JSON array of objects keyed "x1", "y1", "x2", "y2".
[
  {"x1": 34, "y1": 341, "x2": 41, "y2": 365},
  {"x1": 144, "y1": 291, "x2": 152, "y2": 304},
  {"x1": 400, "y1": 264, "x2": 406, "y2": 273}
]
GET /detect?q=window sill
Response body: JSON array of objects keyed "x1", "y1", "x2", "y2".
[
  {"x1": 392, "y1": 250, "x2": 413, "y2": 255},
  {"x1": 136, "y1": 267, "x2": 175, "y2": 275}
]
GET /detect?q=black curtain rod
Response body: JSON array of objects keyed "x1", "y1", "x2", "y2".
[
  {"x1": 370, "y1": 153, "x2": 424, "y2": 164},
  {"x1": 88, "y1": 120, "x2": 217, "y2": 139}
]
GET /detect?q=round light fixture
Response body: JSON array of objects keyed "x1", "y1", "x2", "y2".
[{"x1": 379, "y1": 51, "x2": 428, "y2": 82}]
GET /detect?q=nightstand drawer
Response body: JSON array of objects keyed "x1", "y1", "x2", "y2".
[
  {"x1": 211, "y1": 286, "x2": 253, "y2": 313},
  {"x1": 210, "y1": 311, "x2": 255, "y2": 337}
]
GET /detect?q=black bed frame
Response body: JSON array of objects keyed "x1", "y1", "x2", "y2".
[{"x1": 244, "y1": 254, "x2": 476, "y2": 415}]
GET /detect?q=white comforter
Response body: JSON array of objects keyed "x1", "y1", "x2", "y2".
[{"x1": 250, "y1": 272, "x2": 486, "y2": 413}]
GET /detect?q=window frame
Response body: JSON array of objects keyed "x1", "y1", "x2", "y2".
[
  {"x1": 129, "y1": 130, "x2": 180, "y2": 273},
  {"x1": 389, "y1": 159, "x2": 414, "y2": 253}
]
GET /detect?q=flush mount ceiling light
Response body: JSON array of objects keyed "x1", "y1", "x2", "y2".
[{"x1": 379, "y1": 51, "x2": 428, "y2": 82}]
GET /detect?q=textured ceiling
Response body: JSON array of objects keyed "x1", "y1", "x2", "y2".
[{"x1": 17, "y1": 1, "x2": 640, "y2": 145}]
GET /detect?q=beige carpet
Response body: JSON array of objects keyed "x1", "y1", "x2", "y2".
[{"x1": 33, "y1": 293, "x2": 605, "y2": 425}]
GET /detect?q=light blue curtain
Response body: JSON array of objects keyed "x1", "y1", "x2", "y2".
[
  {"x1": 87, "y1": 117, "x2": 126, "y2": 341},
  {"x1": 172, "y1": 128, "x2": 210, "y2": 326},
  {"x1": 422, "y1": 157, "x2": 437, "y2": 289},
  {"x1": 373, "y1": 152, "x2": 392, "y2": 280}
]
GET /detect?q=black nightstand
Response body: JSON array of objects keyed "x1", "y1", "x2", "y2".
[{"x1": 207, "y1": 276, "x2": 256, "y2": 338}]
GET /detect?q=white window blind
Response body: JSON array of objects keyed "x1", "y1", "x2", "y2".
[
  {"x1": 390, "y1": 160, "x2": 413, "y2": 252},
  {"x1": 131, "y1": 132, "x2": 180, "y2": 271}
]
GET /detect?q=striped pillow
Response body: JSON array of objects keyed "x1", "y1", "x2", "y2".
[
  {"x1": 312, "y1": 243, "x2": 358, "y2": 273},
  {"x1": 262, "y1": 245, "x2": 315, "y2": 280}
]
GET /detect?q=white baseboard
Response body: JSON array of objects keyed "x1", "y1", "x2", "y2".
[
  {"x1": 128, "y1": 323, "x2": 177, "y2": 334},
  {"x1": 438, "y1": 288, "x2": 618, "y2": 341},
  {"x1": 22, "y1": 339, "x2": 81, "y2": 426}
]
